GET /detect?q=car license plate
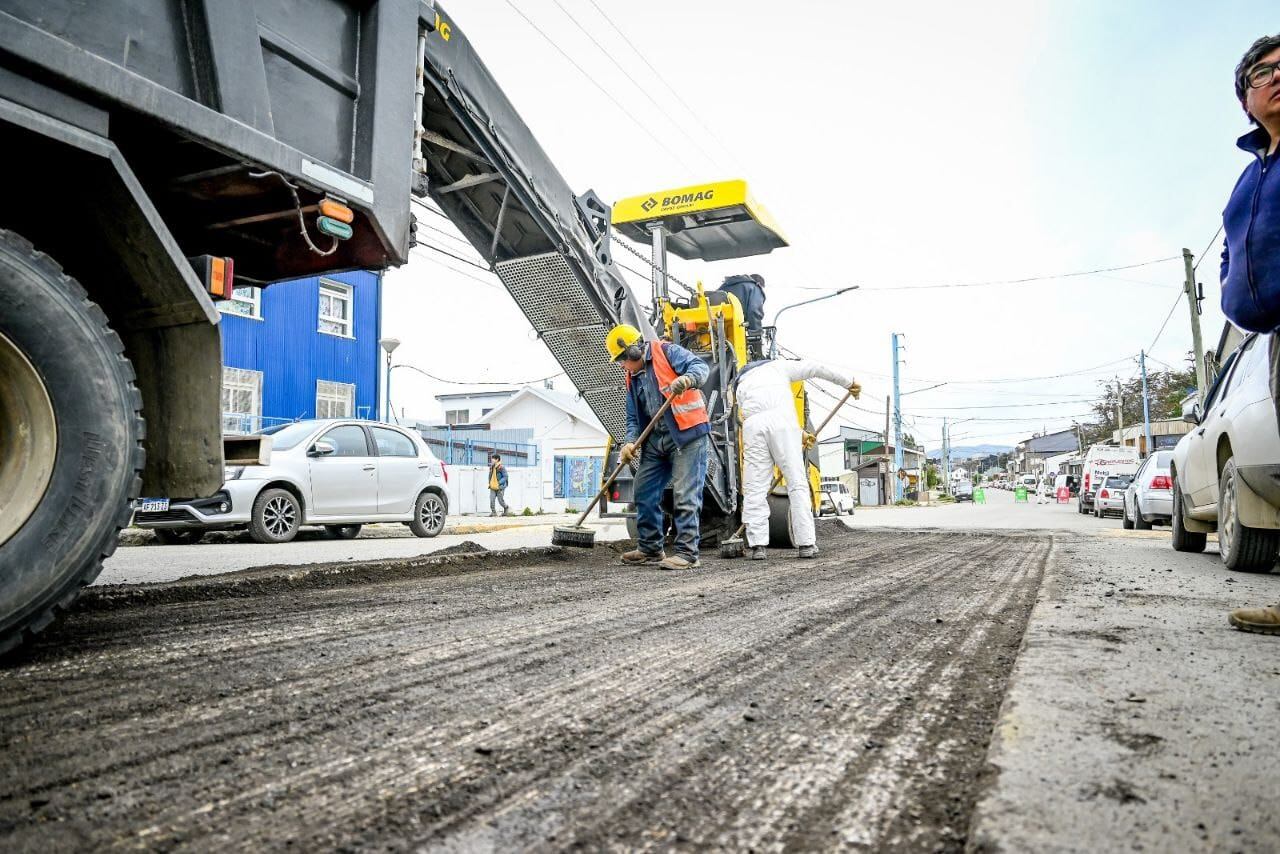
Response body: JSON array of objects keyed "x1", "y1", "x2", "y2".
[{"x1": 138, "y1": 498, "x2": 169, "y2": 513}]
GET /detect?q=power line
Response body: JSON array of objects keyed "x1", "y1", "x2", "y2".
[
  {"x1": 498, "y1": 0, "x2": 697, "y2": 173},
  {"x1": 1145, "y1": 290, "x2": 1184, "y2": 354},
  {"x1": 546, "y1": 0, "x2": 722, "y2": 171},
  {"x1": 413, "y1": 239, "x2": 493, "y2": 273},
  {"x1": 408, "y1": 247, "x2": 503, "y2": 290},
  {"x1": 583, "y1": 0, "x2": 744, "y2": 171},
  {"x1": 856, "y1": 256, "x2": 1180, "y2": 292},
  {"x1": 391, "y1": 362, "x2": 564, "y2": 387},
  {"x1": 1192, "y1": 224, "x2": 1225, "y2": 274}
]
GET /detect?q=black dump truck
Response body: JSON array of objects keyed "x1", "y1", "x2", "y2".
[{"x1": 0, "y1": 0, "x2": 653, "y2": 652}]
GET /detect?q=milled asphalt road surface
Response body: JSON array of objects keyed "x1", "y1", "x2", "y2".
[{"x1": 0, "y1": 523, "x2": 1048, "y2": 851}]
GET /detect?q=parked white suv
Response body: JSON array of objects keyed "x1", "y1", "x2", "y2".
[
  {"x1": 1170, "y1": 332, "x2": 1280, "y2": 571},
  {"x1": 819, "y1": 480, "x2": 855, "y2": 516},
  {"x1": 134, "y1": 420, "x2": 450, "y2": 544}
]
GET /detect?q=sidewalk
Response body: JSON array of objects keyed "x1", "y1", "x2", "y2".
[
  {"x1": 968, "y1": 530, "x2": 1280, "y2": 851},
  {"x1": 119, "y1": 511, "x2": 583, "y2": 547}
]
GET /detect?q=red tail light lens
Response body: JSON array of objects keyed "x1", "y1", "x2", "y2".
[
  {"x1": 612, "y1": 491, "x2": 620, "y2": 500},
  {"x1": 440, "y1": 462, "x2": 448, "y2": 483},
  {"x1": 1099, "y1": 489, "x2": 1109, "y2": 498},
  {"x1": 1150, "y1": 475, "x2": 1172, "y2": 490}
]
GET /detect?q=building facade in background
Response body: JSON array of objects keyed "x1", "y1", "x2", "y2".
[{"x1": 218, "y1": 270, "x2": 381, "y2": 433}]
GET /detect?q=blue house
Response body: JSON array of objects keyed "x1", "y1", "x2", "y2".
[{"x1": 218, "y1": 270, "x2": 382, "y2": 433}]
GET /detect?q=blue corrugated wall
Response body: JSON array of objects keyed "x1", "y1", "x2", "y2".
[{"x1": 220, "y1": 270, "x2": 381, "y2": 421}]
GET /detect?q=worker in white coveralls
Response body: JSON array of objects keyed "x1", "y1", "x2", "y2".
[{"x1": 735, "y1": 359, "x2": 861, "y2": 560}]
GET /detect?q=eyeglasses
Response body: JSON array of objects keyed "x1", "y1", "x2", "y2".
[{"x1": 1248, "y1": 61, "x2": 1280, "y2": 89}]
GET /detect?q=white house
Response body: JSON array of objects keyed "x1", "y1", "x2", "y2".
[
  {"x1": 434, "y1": 389, "x2": 519, "y2": 426},
  {"x1": 483, "y1": 385, "x2": 609, "y2": 513}
]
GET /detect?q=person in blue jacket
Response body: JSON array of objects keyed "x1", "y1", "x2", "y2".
[
  {"x1": 606, "y1": 324, "x2": 710, "y2": 571},
  {"x1": 488, "y1": 453, "x2": 510, "y2": 516},
  {"x1": 1220, "y1": 34, "x2": 1280, "y2": 635},
  {"x1": 717, "y1": 274, "x2": 767, "y2": 358}
]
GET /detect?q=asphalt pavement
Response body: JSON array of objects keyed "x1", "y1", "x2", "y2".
[{"x1": 5, "y1": 487, "x2": 1278, "y2": 850}]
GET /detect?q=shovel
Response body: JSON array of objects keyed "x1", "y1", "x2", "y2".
[
  {"x1": 718, "y1": 385, "x2": 858, "y2": 559},
  {"x1": 551, "y1": 394, "x2": 676, "y2": 549}
]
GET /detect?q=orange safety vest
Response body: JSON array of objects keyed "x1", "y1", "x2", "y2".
[{"x1": 624, "y1": 341, "x2": 709, "y2": 431}]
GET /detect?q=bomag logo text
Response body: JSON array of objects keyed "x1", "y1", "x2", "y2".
[{"x1": 661, "y1": 189, "x2": 714, "y2": 208}]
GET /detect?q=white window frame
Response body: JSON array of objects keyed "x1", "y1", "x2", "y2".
[
  {"x1": 318, "y1": 279, "x2": 353, "y2": 338},
  {"x1": 445, "y1": 409, "x2": 470, "y2": 426},
  {"x1": 316, "y1": 380, "x2": 356, "y2": 419},
  {"x1": 217, "y1": 286, "x2": 262, "y2": 319},
  {"x1": 221, "y1": 367, "x2": 263, "y2": 434}
]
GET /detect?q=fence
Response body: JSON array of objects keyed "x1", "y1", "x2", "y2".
[{"x1": 417, "y1": 428, "x2": 539, "y2": 467}]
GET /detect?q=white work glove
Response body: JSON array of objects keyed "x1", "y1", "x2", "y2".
[
  {"x1": 666, "y1": 374, "x2": 696, "y2": 395},
  {"x1": 619, "y1": 442, "x2": 638, "y2": 464},
  {"x1": 847, "y1": 379, "x2": 862, "y2": 399}
]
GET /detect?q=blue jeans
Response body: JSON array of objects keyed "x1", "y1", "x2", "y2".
[{"x1": 633, "y1": 431, "x2": 708, "y2": 559}]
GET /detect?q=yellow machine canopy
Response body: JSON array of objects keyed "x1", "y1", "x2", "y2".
[{"x1": 612, "y1": 179, "x2": 788, "y2": 262}]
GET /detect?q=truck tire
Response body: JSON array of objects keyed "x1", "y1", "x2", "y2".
[
  {"x1": 1171, "y1": 487, "x2": 1206, "y2": 554},
  {"x1": 248, "y1": 488, "x2": 301, "y2": 544},
  {"x1": 0, "y1": 229, "x2": 144, "y2": 655},
  {"x1": 1218, "y1": 458, "x2": 1280, "y2": 572}
]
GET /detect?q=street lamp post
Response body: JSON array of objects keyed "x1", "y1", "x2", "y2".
[
  {"x1": 768, "y1": 286, "x2": 860, "y2": 359},
  {"x1": 379, "y1": 337, "x2": 400, "y2": 422}
]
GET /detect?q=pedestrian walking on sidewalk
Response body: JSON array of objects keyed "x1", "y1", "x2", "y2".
[
  {"x1": 488, "y1": 453, "x2": 510, "y2": 517},
  {"x1": 607, "y1": 323, "x2": 711, "y2": 571},
  {"x1": 735, "y1": 358, "x2": 860, "y2": 561},
  {"x1": 1219, "y1": 34, "x2": 1280, "y2": 634}
]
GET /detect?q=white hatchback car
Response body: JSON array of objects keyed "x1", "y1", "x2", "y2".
[
  {"x1": 1122, "y1": 450, "x2": 1174, "y2": 529},
  {"x1": 134, "y1": 420, "x2": 450, "y2": 544},
  {"x1": 1170, "y1": 332, "x2": 1280, "y2": 571}
]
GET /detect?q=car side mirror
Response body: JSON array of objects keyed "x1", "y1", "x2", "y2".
[
  {"x1": 1182, "y1": 400, "x2": 1200, "y2": 425},
  {"x1": 308, "y1": 440, "x2": 337, "y2": 457}
]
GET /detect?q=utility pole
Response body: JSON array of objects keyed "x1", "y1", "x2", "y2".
[
  {"x1": 1183, "y1": 247, "x2": 1208, "y2": 405},
  {"x1": 892, "y1": 333, "x2": 904, "y2": 501},
  {"x1": 1115, "y1": 377, "x2": 1123, "y2": 447},
  {"x1": 1139, "y1": 350, "x2": 1153, "y2": 458},
  {"x1": 942, "y1": 417, "x2": 950, "y2": 495}
]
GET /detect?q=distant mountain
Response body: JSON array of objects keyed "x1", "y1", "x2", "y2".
[{"x1": 925, "y1": 444, "x2": 1012, "y2": 460}]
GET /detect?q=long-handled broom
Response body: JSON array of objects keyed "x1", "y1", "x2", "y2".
[
  {"x1": 718, "y1": 385, "x2": 858, "y2": 559},
  {"x1": 551, "y1": 395, "x2": 675, "y2": 549}
]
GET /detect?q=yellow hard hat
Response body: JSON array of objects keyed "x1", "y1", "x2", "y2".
[{"x1": 605, "y1": 324, "x2": 643, "y2": 361}]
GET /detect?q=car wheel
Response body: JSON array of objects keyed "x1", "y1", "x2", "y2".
[
  {"x1": 410, "y1": 491, "x2": 447, "y2": 538},
  {"x1": 323, "y1": 524, "x2": 362, "y2": 540},
  {"x1": 153, "y1": 528, "x2": 206, "y2": 546},
  {"x1": 249, "y1": 488, "x2": 301, "y2": 544},
  {"x1": 1218, "y1": 458, "x2": 1280, "y2": 572},
  {"x1": 1171, "y1": 485, "x2": 1207, "y2": 554},
  {"x1": 1122, "y1": 501, "x2": 1134, "y2": 530},
  {"x1": 1133, "y1": 499, "x2": 1152, "y2": 531}
]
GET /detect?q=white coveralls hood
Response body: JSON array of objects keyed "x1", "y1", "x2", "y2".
[{"x1": 736, "y1": 359, "x2": 854, "y2": 549}]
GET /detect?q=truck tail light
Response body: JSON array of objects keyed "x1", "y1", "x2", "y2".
[
  {"x1": 190, "y1": 255, "x2": 235, "y2": 300},
  {"x1": 1150, "y1": 475, "x2": 1172, "y2": 491},
  {"x1": 319, "y1": 198, "x2": 354, "y2": 223}
]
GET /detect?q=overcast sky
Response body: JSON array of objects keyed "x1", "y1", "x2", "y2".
[{"x1": 383, "y1": 0, "x2": 1272, "y2": 450}]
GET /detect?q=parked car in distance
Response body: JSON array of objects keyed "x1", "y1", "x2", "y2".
[
  {"x1": 953, "y1": 478, "x2": 974, "y2": 501},
  {"x1": 133, "y1": 420, "x2": 450, "y2": 544},
  {"x1": 819, "y1": 480, "x2": 856, "y2": 516},
  {"x1": 1093, "y1": 474, "x2": 1132, "y2": 518},
  {"x1": 1170, "y1": 332, "x2": 1280, "y2": 571},
  {"x1": 1079, "y1": 444, "x2": 1141, "y2": 515},
  {"x1": 1123, "y1": 451, "x2": 1174, "y2": 530}
]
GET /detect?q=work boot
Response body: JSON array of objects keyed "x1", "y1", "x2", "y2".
[
  {"x1": 749, "y1": 546, "x2": 767, "y2": 561},
  {"x1": 658, "y1": 554, "x2": 700, "y2": 571},
  {"x1": 621, "y1": 548, "x2": 664, "y2": 565},
  {"x1": 1228, "y1": 604, "x2": 1280, "y2": 635},
  {"x1": 797, "y1": 545, "x2": 819, "y2": 559}
]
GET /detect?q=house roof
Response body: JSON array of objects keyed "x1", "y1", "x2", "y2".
[
  {"x1": 1026, "y1": 429, "x2": 1078, "y2": 454},
  {"x1": 434, "y1": 389, "x2": 519, "y2": 402},
  {"x1": 483, "y1": 385, "x2": 605, "y2": 432}
]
